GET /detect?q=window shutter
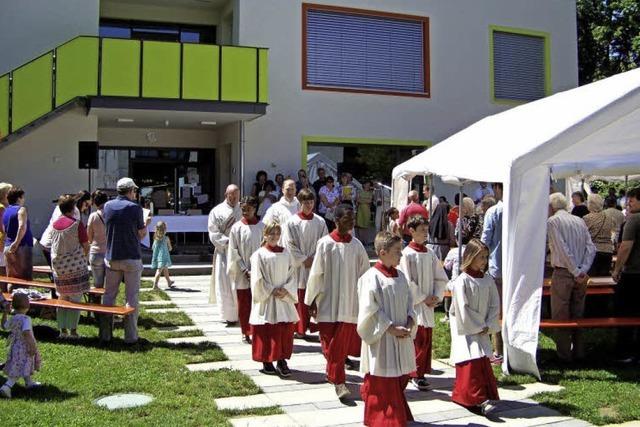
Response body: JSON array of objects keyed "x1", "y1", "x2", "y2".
[
  {"x1": 493, "y1": 31, "x2": 546, "y2": 101},
  {"x1": 305, "y1": 9, "x2": 426, "y2": 94}
]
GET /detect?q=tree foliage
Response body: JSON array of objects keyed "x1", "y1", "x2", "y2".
[{"x1": 577, "y1": 0, "x2": 640, "y2": 84}]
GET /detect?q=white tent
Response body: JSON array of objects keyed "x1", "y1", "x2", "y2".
[{"x1": 392, "y1": 68, "x2": 640, "y2": 378}]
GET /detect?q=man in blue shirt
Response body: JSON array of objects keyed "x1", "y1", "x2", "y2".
[
  {"x1": 481, "y1": 182, "x2": 503, "y2": 362},
  {"x1": 99, "y1": 177, "x2": 151, "y2": 344}
]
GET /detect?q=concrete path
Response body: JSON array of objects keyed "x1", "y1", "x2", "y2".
[{"x1": 164, "y1": 275, "x2": 591, "y2": 427}]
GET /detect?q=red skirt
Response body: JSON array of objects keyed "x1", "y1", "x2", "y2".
[
  {"x1": 361, "y1": 374, "x2": 413, "y2": 427},
  {"x1": 317, "y1": 322, "x2": 361, "y2": 384},
  {"x1": 452, "y1": 357, "x2": 500, "y2": 407},
  {"x1": 236, "y1": 289, "x2": 252, "y2": 336},
  {"x1": 296, "y1": 289, "x2": 318, "y2": 334},
  {"x1": 251, "y1": 323, "x2": 296, "y2": 363},
  {"x1": 412, "y1": 326, "x2": 432, "y2": 378}
]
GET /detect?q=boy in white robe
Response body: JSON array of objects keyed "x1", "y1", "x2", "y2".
[
  {"x1": 449, "y1": 238, "x2": 501, "y2": 415},
  {"x1": 208, "y1": 185, "x2": 242, "y2": 324},
  {"x1": 228, "y1": 196, "x2": 264, "y2": 344},
  {"x1": 250, "y1": 223, "x2": 299, "y2": 377},
  {"x1": 358, "y1": 231, "x2": 416, "y2": 427},
  {"x1": 282, "y1": 188, "x2": 328, "y2": 339},
  {"x1": 398, "y1": 216, "x2": 448, "y2": 391},
  {"x1": 305, "y1": 204, "x2": 369, "y2": 399}
]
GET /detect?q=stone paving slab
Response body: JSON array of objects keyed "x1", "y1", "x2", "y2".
[
  {"x1": 165, "y1": 275, "x2": 588, "y2": 427},
  {"x1": 139, "y1": 300, "x2": 175, "y2": 306},
  {"x1": 144, "y1": 308, "x2": 183, "y2": 314}
]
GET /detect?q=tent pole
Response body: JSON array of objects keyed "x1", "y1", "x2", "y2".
[{"x1": 457, "y1": 186, "x2": 463, "y2": 276}]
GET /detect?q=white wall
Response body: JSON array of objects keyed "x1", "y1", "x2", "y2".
[
  {"x1": 0, "y1": 108, "x2": 98, "y2": 236},
  {"x1": 237, "y1": 0, "x2": 578, "y2": 192},
  {"x1": 0, "y1": 0, "x2": 99, "y2": 75}
]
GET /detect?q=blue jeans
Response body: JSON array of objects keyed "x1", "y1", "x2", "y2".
[
  {"x1": 89, "y1": 253, "x2": 106, "y2": 288},
  {"x1": 99, "y1": 259, "x2": 143, "y2": 343}
]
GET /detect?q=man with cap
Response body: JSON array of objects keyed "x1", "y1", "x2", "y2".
[{"x1": 100, "y1": 177, "x2": 151, "y2": 344}]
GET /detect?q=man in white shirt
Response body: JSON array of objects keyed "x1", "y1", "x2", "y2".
[
  {"x1": 262, "y1": 179, "x2": 300, "y2": 226},
  {"x1": 547, "y1": 192, "x2": 596, "y2": 362},
  {"x1": 208, "y1": 185, "x2": 242, "y2": 325}
]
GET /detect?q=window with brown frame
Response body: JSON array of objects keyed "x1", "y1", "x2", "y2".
[{"x1": 302, "y1": 3, "x2": 430, "y2": 97}]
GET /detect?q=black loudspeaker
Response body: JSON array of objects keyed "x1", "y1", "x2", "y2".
[{"x1": 78, "y1": 141, "x2": 99, "y2": 169}]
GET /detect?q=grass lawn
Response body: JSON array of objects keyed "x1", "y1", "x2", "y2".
[
  {"x1": 432, "y1": 310, "x2": 640, "y2": 425},
  {"x1": 0, "y1": 281, "x2": 276, "y2": 426}
]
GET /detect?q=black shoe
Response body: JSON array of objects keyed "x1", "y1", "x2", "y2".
[
  {"x1": 276, "y1": 360, "x2": 291, "y2": 378},
  {"x1": 225, "y1": 321, "x2": 239, "y2": 327},
  {"x1": 260, "y1": 362, "x2": 277, "y2": 375},
  {"x1": 345, "y1": 357, "x2": 357, "y2": 370},
  {"x1": 615, "y1": 356, "x2": 636, "y2": 364},
  {"x1": 242, "y1": 335, "x2": 252, "y2": 344}
]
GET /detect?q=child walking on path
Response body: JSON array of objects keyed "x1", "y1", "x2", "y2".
[
  {"x1": 250, "y1": 222, "x2": 299, "y2": 377},
  {"x1": 228, "y1": 196, "x2": 264, "y2": 344},
  {"x1": 1, "y1": 293, "x2": 41, "y2": 399},
  {"x1": 358, "y1": 231, "x2": 416, "y2": 427},
  {"x1": 152, "y1": 221, "x2": 174, "y2": 290},
  {"x1": 449, "y1": 238, "x2": 501, "y2": 416},
  {"x1": 398, "y1": 216, "x2": 448, "y2": 391}
]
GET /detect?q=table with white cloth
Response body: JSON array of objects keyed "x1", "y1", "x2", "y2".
[{"x1": 142, "y1": 215, "x2": 209, "y2": 247}]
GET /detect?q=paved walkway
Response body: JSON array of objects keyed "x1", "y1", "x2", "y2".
[{"x1": 162, "y1": 275, "x2": 591, "y2": 427}]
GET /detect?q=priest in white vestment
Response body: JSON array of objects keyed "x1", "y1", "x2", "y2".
[
  {"x1": 228, "y1": 196, "x2": 264, "y2": 343},
  {"x1": 261, "y1": 179, "x2": 300, "y2": 228},
  {"x1": 282, "y1": 188, "x2": 328, "y2": 338},
  {"x1": 305, "y1": 204, "x2": 369, "y2": 399},
  {"x1": 358, "y1": 231, "x2": 416, "y2": 427},
  {"x1": 208, "y1": 185, "x2": 242, "y2": 324}
]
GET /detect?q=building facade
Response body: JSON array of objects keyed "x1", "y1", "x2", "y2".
[{"x1": 0, "y1": 0, "x2": 578, "y2": 236}]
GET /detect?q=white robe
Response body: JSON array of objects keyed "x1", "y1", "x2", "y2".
[
  {"x1": 282, "y1": 213, "x2": 328, "y2": 290},
  {"x1": 227, "y1": 221, "x2": 265, "y2": 290},
  {"x1": 304, "y1": 235, "x2": 370, "y2": 323},
  {"x1": 398, "y1": 246, "x2": 448, "y2": 328},
  {"x1": 208, "y1": 201, "x2": 242, "y2": 321},
  {"x1": 448, "y1": 272, "x2": 501, "y2": 364},
  {"x1": 357, "y1": 268, "x2": 417, "y2": 377},
  {"x1": 249, "y1": 247, "x2": 299, "y2": 325},
  {"x1": 261, "y1": 197, "x2": 300, "y2": 226}
]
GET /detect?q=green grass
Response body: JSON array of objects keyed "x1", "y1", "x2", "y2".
[
  {"x1": 0, "y1": 283, "x2": 260, "y2": 426},
  {"x1": 432, "y1": 308, "x2": 640, "y2": 425}
]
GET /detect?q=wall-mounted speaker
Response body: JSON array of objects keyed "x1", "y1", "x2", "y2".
[{"x1": 78, "y1": 141, "x2": 99, "y2": 169}]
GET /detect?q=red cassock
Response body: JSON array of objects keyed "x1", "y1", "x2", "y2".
[
  {"x1": 412, "y1": 326, "x2": 433, "y2": 378},
  {"x1": 317, "y1": 322, "x2": 361, "y2": 384},
  {"x1": 361, "y1": 374, "x2": 414, "y2": 427},
  {"x1": 452, "y1": 356, "x2": 500, "y2": 408},
  {"x1": 296, "y1": 289, "x2": 318, "y2": 334},
  {"x1": 251, "y1": 322, "x2": 296, "y2": 362},
  {"x1": 236, "y1": 289, "x2": 252, "y2": 336}
]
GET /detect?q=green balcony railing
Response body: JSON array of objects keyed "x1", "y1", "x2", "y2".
[{"x1": 0, "y1": 36, "x2": 269, "y2": 139}]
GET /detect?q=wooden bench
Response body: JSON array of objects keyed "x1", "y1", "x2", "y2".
[
  {"x1": 2, "y1": 292, "x2": 134, "y2": 316},
  {"x1": 539, "y1": 317, "x2": 640, "y2": 329},
  {"x1": 32, "y1": 265, "x2": 54, "y2": 274},
  {"x1": 0, "y1": 276, "x2": 105, "y2": 296}
]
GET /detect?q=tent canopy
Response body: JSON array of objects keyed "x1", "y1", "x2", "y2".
[{"x1": 392, "y1": 68, "x2": 640, "y2": 378}]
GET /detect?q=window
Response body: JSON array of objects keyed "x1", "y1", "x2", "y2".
[
  {"x1": 99, "y1": 19, "x2": 215, "y2": 44},
  {"x1": 302, "y1": 4, "x2": 429, "y2": 97},
  {"x1": 491, "y1": 27, "x2": 550, "y2": 102}
]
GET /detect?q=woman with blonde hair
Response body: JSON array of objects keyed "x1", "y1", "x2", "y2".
[
  {"x1": 449, "y1": 238, "x2": 501, "y2": 415},
  {"x1": 583, "y1": 193, "x2": 616, "y2": 276},
  {"x1": 0, "y1": 182, "x2": 12, "y2": 291}
]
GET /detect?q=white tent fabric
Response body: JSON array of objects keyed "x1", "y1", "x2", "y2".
[{"x1": 391, "y1": 68, "x2": 640, "y2": 378}]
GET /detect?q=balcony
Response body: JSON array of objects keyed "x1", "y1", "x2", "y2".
[{"x1": 0, "y1": 36, "x2": 268, "y2": 139}]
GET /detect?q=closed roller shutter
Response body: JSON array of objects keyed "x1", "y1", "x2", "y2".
[
  {"x1": 493, "y1": 31, "x2": 546, "y2": 101},
  {"x1": 305, "y1": 8, "x2": 427, "y2": 94}
]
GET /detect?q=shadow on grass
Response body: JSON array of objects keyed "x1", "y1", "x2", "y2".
[{"x1": 0, "y1": 380, "x2": 78, "y2": 402}]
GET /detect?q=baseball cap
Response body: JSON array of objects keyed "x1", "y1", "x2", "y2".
[{"x1": 116, "y1": 177, "x2": 138, "y2": 191}]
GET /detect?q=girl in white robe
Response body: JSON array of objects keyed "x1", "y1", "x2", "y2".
[
  {"x1": 358, "y1": 231, "x2": 416, "y2": 427},
  {"x1": 228, "y1": 196, "x2": 264, "y2": 344},
  {"x1": 398, "y1": 216, "x2": 448, "y2": 391},
  {"x1": 282, "y1": 188, "x2": 328, "y2": 338},
  {"x1": 250, "y1": 223, "x2": 299, "y2": 377},
  {"x1": 449, "y1": 238, "x2": 501, "y2": 415}
]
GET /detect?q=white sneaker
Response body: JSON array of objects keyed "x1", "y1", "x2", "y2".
[
  {"x1": 26, "y1": 381, "x2": 42, "y2": 389},
  {"x1": 480, "y1": 400, "x2": 497, "y2": 416},
  {"x1": 335, "y1": 383, "x2": 350, "y2": 399},
  {"x1": 0, "y1": 385, "x2": 11, "y2": 399}
]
